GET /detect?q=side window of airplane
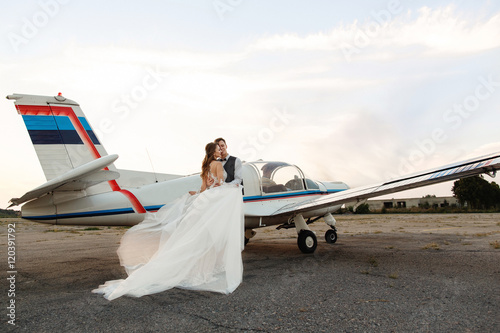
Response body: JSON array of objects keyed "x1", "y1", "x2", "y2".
[
  {"x1": 261, "y1": 164, "x2": 305, "y2": 193},
  {"x1": 305, "y1": 178, "x2": 320, "y2": 190}
]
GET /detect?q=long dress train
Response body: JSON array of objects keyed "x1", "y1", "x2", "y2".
[{"x1": 92, "y1": 182, "x2": 244, "y2": 300}]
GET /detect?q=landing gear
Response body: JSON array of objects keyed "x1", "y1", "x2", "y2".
[
  {"x1": 244, "y1": 229, "x2": 256, "y2": 246},
  {"x1": 325, "y1": 228, "x2": 337, "y2": 244},
  {"x1": 290, "y1": 213, "x2": 339, "y2": 253},
  {"x1": 297, "y1": 230, "x2": 317, "y2": 253},
  {"x1": 323, "y1": 213, "x2": 338, "y2": 244},
  {"x1": 292, "y1": 214, "x2": 318, "y2": 254}
]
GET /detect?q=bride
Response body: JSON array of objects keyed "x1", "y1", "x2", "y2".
[{"x1": 93, "y1": 142, "x2": 244, "y2": 300}]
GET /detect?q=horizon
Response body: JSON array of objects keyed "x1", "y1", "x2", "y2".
[{"x1": 1, "y1": 0, "x2": 500, "y2": 208}]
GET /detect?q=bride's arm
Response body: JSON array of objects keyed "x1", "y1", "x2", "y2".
[
  {"x1": 200, "y1": 177, "x2": 208, "y2": 193},
  {"x1": 190, "y1": 178, "x2": 207, "y2": 195}
]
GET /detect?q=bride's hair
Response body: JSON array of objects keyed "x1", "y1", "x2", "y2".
[{"x1": 201, "y1": 142, "x2": 217, "y2": 182}]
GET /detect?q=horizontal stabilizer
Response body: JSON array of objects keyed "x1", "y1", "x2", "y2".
[
  {"x1": 272, "y1": 151, "x2": 500, "y2": 217},
  {"x1": 9, "y1": 154, "x2": 119, "y2": 206}
]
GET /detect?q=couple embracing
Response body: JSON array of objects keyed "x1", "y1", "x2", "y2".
[
  {"x1": 196, "y1": 138, "x2": 242, "y2": 193},
  {"x1": 93, "y1": 138, "x2": 244, "y2": 300}
]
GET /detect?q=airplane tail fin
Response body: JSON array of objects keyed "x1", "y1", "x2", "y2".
[
  {"x1": 7, "y1": 93, "x2": 153, "y2": 215},
  {"x1": 7, "y1": 93, "x2": 113, "y2": 181}
]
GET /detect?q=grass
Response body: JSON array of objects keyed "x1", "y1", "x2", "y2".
[
  {"x1": 43, "y1": 227, "x2": 103, "y2": 233},
  {"x1": 422, "y1": 242, "x2": 440, "y2": 250},
  {"x1": 490, "y1": 240, "x2": 500, "y2": 249},
  {"x1": 368, "y1": 257, "x2": 379, "y2": 267},
  {"x1": 388, "y1": 272, "x2": 399, "y2": 279},
  {"x1": 43, "y1": 229, "x2": 65, "y2": 233}
]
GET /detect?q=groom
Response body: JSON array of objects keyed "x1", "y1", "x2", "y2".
[{"x1": 214, "y1": 137, "x2": 243, "y2": 186}]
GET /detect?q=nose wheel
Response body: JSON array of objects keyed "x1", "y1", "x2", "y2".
[
  {"x1": 325, "y1": 227, "x2": 338, "y2": 244},
  {"x1": 324, "y1": 213, "x2": 338, "y2": 244}
]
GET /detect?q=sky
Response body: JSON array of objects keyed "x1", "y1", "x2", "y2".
[{"x1": 1, "y1": 0, "x2": 500, "y2": 209}]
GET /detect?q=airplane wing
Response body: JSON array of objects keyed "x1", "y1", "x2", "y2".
[
  {"x1": 271, "y1": 152, "x2": 500, "y2": 217},
  {"x1": 9, "y1": 154, "x2": 119, "y2": 207}
]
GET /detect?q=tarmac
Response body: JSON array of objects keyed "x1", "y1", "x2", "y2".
[{"x1": 1, "y1": 213, "x2": 499, "y2": 332}]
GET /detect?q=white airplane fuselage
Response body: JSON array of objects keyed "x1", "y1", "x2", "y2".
[{"x1": 22, "y1": 163, "x2": 348, "y2": 228}]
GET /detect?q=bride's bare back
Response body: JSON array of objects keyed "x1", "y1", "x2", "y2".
[{"x1": 200, "y1": 161, "x2": 224, "y2": 192}]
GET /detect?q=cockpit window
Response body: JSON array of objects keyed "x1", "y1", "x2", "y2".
[
  {"x1": 256, "y1": 162, "x2": 305, "y2": 193},
  {"x1": 305, "y1": 178, "x2": 320, "y2": 190}
]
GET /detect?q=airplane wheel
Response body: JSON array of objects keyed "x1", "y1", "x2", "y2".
[
  {"x1": 297, "y1": 230, "x2": 317, "y2": 254},
  {"x1": 325, "y1": 229, "x2": 337, "y2": 244}
]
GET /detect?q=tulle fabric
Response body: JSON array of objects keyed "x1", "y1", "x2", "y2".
[{"x1": 92, "y1": 183, "x2": 244, "y2": 300}]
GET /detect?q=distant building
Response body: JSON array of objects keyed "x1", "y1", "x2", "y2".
[{"x1": 345, "y1": 196, "x2": 460, "y2": 211}]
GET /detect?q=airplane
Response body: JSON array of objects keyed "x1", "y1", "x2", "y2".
[{"x1": 6, "y1": 93, "x2": 500, "y2": 253}]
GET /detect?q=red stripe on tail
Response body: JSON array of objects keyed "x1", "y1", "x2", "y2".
[{"x1": 17, "y1": 104, "x2": 146, "y2": 214}]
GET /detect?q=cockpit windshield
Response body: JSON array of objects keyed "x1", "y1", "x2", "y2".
[{"x1": 253, "y1": 162, "x2": 306, "y2": 194}]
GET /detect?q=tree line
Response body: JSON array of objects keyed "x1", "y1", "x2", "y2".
[
  {"x1": 452, "y1": 175, "x2": 500, "y2": 210},
  {"x1": 0, "y1": 209, "x2": 20, "y2": 218}
]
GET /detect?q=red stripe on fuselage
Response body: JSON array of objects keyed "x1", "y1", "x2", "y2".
[
  {"x1": 17, "y1": 104, "x2": 147, "y2": 214},
  {"x1": 118, "y1": 190, "x2": 147, "y2": 213}
]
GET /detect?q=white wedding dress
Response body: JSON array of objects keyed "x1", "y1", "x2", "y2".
[{"x1": 92, "y1": 175, "x2": 244, "y2": 300}]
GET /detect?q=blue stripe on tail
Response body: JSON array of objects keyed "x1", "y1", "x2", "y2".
[{"x1": 22, "y1": 115, "x2": 100, "y2": 145}]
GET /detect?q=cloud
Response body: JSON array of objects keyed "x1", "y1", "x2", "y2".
[
  {"x1": 248, "y1": 6, "x2": 500, "y2": 60},
  {"x1": 393, "y1": 7, "x2": 500, "y2": 55}
]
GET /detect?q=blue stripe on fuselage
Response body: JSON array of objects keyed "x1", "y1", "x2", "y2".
[
  {"x1": 23, "y1": 189, "x2": 346, "y2": 220},
  {"x1": 243, "y1": 189, "x2": 344, "y2": 202},
  {"x1": 23, "y1": 207, "x2": 135, "y2": 220}
]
